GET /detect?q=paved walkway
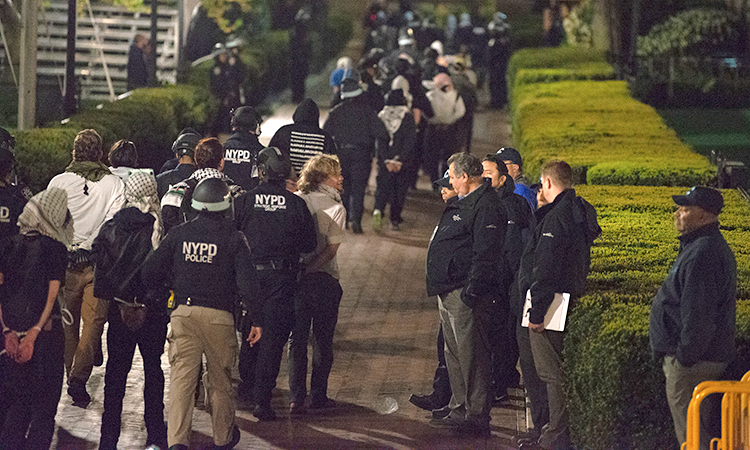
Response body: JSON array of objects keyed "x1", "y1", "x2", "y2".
[{"x1": 50, "y1": 101, "x2": 521, "y2": 450}]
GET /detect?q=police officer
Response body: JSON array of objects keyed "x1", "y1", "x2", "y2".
[
  {"x1": 234, "y1": 147, "x2": 317, "y2": 420},
  {"x1": 223, "y1": 107, "x2": 265, "y2": 192},
  {"x1": 0, "y1": 128, "x2": 31, "y2": 249},
  {"x1": 156, "y1": 130, "x2": 201, "y2": 198},
  {"x1": 142, "y1": 177, "x2": 261, "y2": 450}
]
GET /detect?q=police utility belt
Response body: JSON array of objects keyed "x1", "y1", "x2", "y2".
[{"x1": 254, "y1": 258, "x2": 298, "y2": 271}]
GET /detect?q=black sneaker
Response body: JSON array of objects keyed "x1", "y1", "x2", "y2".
[
  {"x1": 512, "y1": 428, "x2": 542, "y2": 447},
  {"x1": 253, "y1": 404, "x2": 277, "y2": 421},
  {"x1": 409, "y1": 393, "x2": 446, "y2": 411},
  {"x1": 67, "y1": 379, "x2": 91, "y2": 407},
  {"x1": 213, "y1": 424, "x2": 241, "y2": 449},
  {"x1": 429, "y1": 412, "x2": 465, "y2": 429},
  {"x1": 309, "y1": 398, "x2": 337, "y2": 410},
  {"x1": 431, "y1": 405, "x2": 452, "y2": 420}
]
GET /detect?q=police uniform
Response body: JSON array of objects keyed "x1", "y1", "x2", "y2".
[
  {"x1": 222, "y1": 130, "x2": 264, "y2": 192},
  {"x1": 234, "y1": 178, "x2": 317, "y2": 417},
  {"x1": 142, "y1": 208, "x2": 258, "y2": 448},
  {"x1": 0, "y1": 183, "x2": 29, "y2": 245}
]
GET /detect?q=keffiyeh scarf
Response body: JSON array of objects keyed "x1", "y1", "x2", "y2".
[
  {"x1": 125, "y1": 171, "x2": 163, "y2": 249},
  {"x1": 17, "y1": 187, "x2": 74, "y2": 248}
]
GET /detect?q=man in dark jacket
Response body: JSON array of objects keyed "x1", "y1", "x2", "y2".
[
  {"x1": 516, "y1": 160, "x2": 600, "y2": 450},
  {"x1": 269, "y1": 99, "x2": 336, "y2": 175},
  {"x1": 222, "y1": 106, "x2": 265, "y2": 192},
  {"x1": 649, "y1": 186, "x2": 736, "y2": 450},
  {"x1": 425, "y1": 152, "x2": 507, "y2": 436},
  {"x1": 481, "y1": 154, "x2": 535, "y2": 405},
  {"x1": 323, "y1": 78, "x2": 389, "y2": 234},
  {"x1": 0, "y1": 130, "x2": 31, "y2": 248},
  {"x1": 142, "y1": 177, "x2": 260, "y2": 450},
  {"x1": 233, "y1": 147, "x2": 317, "y2": 420},
  {"x1": 126, "y1": 34, "x2": 149, "y2": 90}
]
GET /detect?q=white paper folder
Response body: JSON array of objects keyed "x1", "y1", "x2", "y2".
[{"x1": 521, "y1": 290, "x2": 570, "y2": 332}]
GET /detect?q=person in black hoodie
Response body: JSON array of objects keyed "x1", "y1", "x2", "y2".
[
  {"x1": 481, "y1": 154, "x2": 536, "y2": 406},
  {"x1": 373, "y1": 89, "x2": 416, "y2": 231},
  {"x1": 425, "y1": 153, "x2": 507, "y2": 436},
  {"x1": 0, "y1": 188, "x2": 72, "y2": 450},
  {"x1": 323, "y1": 78, "x2": 389, "y2": 234},
  {"x1": 222, "y1": 106, "x2": 264, "y2": 192},
  {"x1": 269, "y1": 98, "x2": 336, "y2": 176},
  {"x1": 92, "y1": 171, "x2": 168, "y2": 450},
  {"x1": 516, "y1": 160, "x2": 600, "y2": 450}
]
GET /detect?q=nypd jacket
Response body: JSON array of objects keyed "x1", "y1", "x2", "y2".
[
  {"x1": 234, "y1": 180, "x2": 317, "y2": 263},
  {"x1": 222, "y1": 131, "x2": 264, "y2": 191},
  {"x1": 0, "y1": 183, "x2": 30, "y2": 244},
  {"x1": 269, "y1": 99, "x2": 336, "y2": 174},
  {"x1": 426, "y1": 181, "x2": 507, "y2": 302},
  {"x1": 141, "y1": 212, "x2": 261, "y2": 323},
  {"x1": 649, "y1": 223, "x2": 736, "y2": 367},
  {"x1": 517, "y1": 189, "x2": 600, "y2": 325}
]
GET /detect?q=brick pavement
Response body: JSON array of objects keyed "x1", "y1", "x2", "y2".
[{"x1": 50, "y1": 105, "x2": 523, "y2": 450}]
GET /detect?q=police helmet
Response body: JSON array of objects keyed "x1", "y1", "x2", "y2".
[
  {"x1": 0, "y1": 128, "x2": 16, "y2": 178},
  {"x1": 192, "y1": 177, "x2": 232, "y2": 212},
  {"x1": 258, "y1": 147, "x2": 291, "y2": 181},
  {"x1": 231, "y1": 106, "x2": 262, "y2": 132},
  {"x1": 0, "y1": 127, "x2": 15, "y2": 153},
  {"x1": 172, "y1": 130, "x2": 201, "y2": 157}
]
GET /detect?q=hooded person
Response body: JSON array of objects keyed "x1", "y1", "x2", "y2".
[
  {"x1": 423, "y1": 73, "x2": 466, "y2": 183},
  {"x1": 372, "y1": 89, "x2": 417, "y2": 231},
  {"x1": 0, "y1": 188, "x2": 72, "y2": 450},
  {"x1": 269, "y1": 99, "x2": 337, "y2": 177},
  {"x1": 92, "y1": 171, "x2": 169, "y2": 450}
]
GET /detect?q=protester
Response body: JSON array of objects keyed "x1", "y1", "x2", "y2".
[
  {"x1": 650, "y1": 187, "x2": 736, "y2": 450},
  {"x1": 222, "y1": 106, "x2": 265, "y2": 192},
  {"x1": 289, "y1": 154, "x2": 346, "y2": 412},
  {"x1": 233, "y1": 147, "x2": 317, "y2": 420},
  {"x1": 426, "y1": 153, "x2": 507, "y2": 436},
  {"x1": 323, "y1": 78, "x2": 389, "y2": 234},
  {"x1": 268, "y1": 99, "x2": 336, "y2": 176},
  {"x1": 48, "y1": 129, "x2": 125, "y2": 407},
  {"x1": 107, "y1": 140, "x2": 139, "y2": 184},
  {"x1": 92, "y1": 171, "x2": 168, "y2": 450},
  {"x1": 0, "y1": 188, "x2": 72, "y2": 449},
  {"x1": 161, "y1": 138, "x2": 243, "y2": 234},
  {"x1": 373, "y1": 88, "x2": 416, "y2": 231},
  {"x1": 516, "y1": 160, "x2": 600, "y2": 450},
  {"x1": 142, "y1": 177, "x2": 260, "y2": 450}
]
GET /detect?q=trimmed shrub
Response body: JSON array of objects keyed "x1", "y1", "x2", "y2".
[
  {"x1": 565, "y1": 185, "x2": 750, "y2": 448},
  {"x1": 511, "y1": 79, "x2": 715, "y2": 185},
  {"x1": 514, "y1": 64, "x2": 615, "y2": 87},
  {"x1": 15, "y1": 85, "x2": 208, "y2": 192},
  {"x1": 507, "y1": 47, "x2": 612, "y2": 93}
]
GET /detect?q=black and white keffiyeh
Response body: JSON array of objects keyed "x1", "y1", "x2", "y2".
[
  {"x1": 125, "y1": 171, "x2": 163, "y2": 248},
  {"x1": 17, "y1": 187, "x2": 74, "y2": 248}
]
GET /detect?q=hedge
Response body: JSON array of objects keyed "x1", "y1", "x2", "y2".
[
  {"x1": 566, "y1": 186, "x2": 750, "y2": 448},
  {"x1": 507, "y1": 47, "x2": 614, "y2": 94},
  {"x1": 511, "y1": 79, "x2": 715, "y2": 185},
  {"x1": 15, "y1": 85, "x2": 208, "y2": 192}
]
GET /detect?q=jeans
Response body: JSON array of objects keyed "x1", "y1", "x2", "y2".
[
  {"x1": 99, "y1": 305, "x2": 168, "y2": 449},
  {"x1": 288, "y1": 272, "x2": 343, "y2": 404},
  {"x1": 0, "y1": 321, "x2": 64, "y2": 450},
  {"x1": 338, "y1": 148, "x2": 372, "y2": 226}
]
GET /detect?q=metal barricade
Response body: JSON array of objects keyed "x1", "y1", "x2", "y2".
[{"x1": 682, "y1": 370, "x2": 750, "y2": 450}]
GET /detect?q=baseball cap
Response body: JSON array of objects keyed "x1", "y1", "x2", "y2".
[
  {"x1": 496, "y1": 147, "x2": 522, "y2": 167},
  {"x1": 433, "y1": 169, "x2": 452, "y2": 189},
  {"x1": 672, "y1": 186, "x2": 724, "y2": 216}
]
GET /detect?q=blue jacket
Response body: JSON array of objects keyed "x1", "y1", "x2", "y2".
[{"x1": 649, "y1": 223, "x2": 736, "y2": 367}]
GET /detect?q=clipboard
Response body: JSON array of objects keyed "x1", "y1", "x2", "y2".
[{"x1": 521, "y1": 290, "x2": 570, "y2": 332}]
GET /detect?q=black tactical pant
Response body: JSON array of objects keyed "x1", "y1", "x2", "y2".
[
  {"x1": 338, "y1": 147, "x2": 372, "y2": 227},
  {"x1": 100, "y1": 306, "x2": 168, "y2": 450},
  {"x1": 251, "y1": 269, "x2": 299, "y2": 408}
]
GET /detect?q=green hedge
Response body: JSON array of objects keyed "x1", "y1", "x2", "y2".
[
  {"x1": 507, "y1": 47, "x2": 613, "y2": 94},
  {"x1": 15, "y1": 85, "x2": 208, "y2": 192},
  {"x1": 566, "y1": 186, "x2": 750, "y2": 448},
  {"x1": 511, "y1": 79, "x2": 715, "y2": 185}
]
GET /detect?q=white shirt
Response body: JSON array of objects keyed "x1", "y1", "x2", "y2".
[
  {"x1": 296, "y1": 184, "x2": 346, "y2": 279},
  {"x1": 48, "y1": 172, "x2": 125, "y2": 250}
]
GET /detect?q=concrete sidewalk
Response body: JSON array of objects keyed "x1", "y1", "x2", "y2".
[{"x1": 50, "y1": 103, "x2": 521, "y2": 450}]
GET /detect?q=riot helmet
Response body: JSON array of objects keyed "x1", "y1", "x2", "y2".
[
  {"x1": 0, "y1": 127, "x2": 16, "y2": 182},
  {"x1": 258, "y1": 147, "x2": 291, "y2": 181},
  {"x1": 231, "y1": 106, "x2": 262, "y2": 134},
  {"x1": 192, "y1": 177, "x2": 232, "y2": 212},
  {"x1": 172, "y1": 129, "x2": 201, "y2": 158}
]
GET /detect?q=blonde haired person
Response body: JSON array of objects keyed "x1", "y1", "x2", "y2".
[{"x1": 288, "y1": 154, "x2": 346, "y2": 413}]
